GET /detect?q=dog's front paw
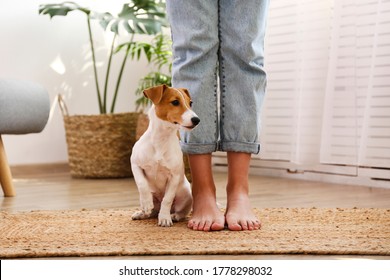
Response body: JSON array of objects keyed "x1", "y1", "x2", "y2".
[{"x1": 158, "y1": 214, "x2": 173, "y2": 227}]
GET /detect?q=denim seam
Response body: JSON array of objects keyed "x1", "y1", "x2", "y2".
[
  {"x1": 217, "y1": 0, "x2": 226, "y2": 144},
  {"x1": 214, "y1": 62, "x2": 219, "y2": 143}
]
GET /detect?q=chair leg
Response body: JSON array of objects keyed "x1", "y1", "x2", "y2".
[{"x1": 0, "y1": 135, "x2": 16, "y2": 197}]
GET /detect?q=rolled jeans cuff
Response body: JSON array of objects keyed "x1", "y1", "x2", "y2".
[
  {"x1": 180, "y1": 141, "x2": 260, "y2": 155},
  {"x1": 180, "y1": 142, "x2": 218, "y2": 155},
  {"x1": 219, "y1": 141, "x2": 260, "y2": 154}
]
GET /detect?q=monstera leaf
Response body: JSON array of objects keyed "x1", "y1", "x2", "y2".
[
  {"x1": 106, "y1": 0, "x2": 167, "y2": 35},
  {"x1": 39, "y1": 2, "x2": 91, "y2": 17},
  {"x1": 39, "y1": 1, "x2": 167, "y2": 36}
]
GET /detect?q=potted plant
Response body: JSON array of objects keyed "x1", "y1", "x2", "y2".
[{"x1": 39, "y1": 1, "x2": 168, "y2": 178}]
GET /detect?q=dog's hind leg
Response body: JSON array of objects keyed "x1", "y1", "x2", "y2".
[
  {"x1": 132, "y1": 208, "x2": 158, "y2": 220},
  {"x1": 171, "y1": 197, "x2": 192, "y2": 222},
  {"x1": 171, "y1": 179, "x2": 193, "y2": 222}
]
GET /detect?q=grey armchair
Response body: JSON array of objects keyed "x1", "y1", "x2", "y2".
[{"x1": 0, "y1": 79, "x2": 50, "y2": 196}]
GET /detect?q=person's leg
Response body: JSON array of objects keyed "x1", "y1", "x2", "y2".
[
  {"x1": 166, "y1": 0, "x2": 220, "y2": 154},
  {"x1": 187, "y1": 154, "x2": 225, "y2": 231},
  {"x1": 166, "y1": 1, "x2": 223, "y2": 231},
  {"x1": 218, "y1": 0, "x2": 269, "y2": 230},
  {"x1": 225, "y1": 152, "x2": 261, "y2": 231},
  {"x1": 218, "y1": 0, "x2": 269, "y2": 154}
]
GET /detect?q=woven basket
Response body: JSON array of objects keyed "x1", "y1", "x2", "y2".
[
  {"x1": 136, "y1": 113, "x2": 192, "y2": 182},
  {"x1": 59, "y1": 96, "x2": 140, "y2": 178}
]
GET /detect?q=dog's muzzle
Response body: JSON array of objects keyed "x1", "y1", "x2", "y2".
[
  {"x1": 191, "y1": 116, "x2": 200, "y2": 126},
  {"x1": 179, "y1": 116, "x2": 200, "y2": 130}
]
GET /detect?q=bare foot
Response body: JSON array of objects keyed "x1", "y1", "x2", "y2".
[
  {"x1": 187, "y1": 154, "x2": 225, "y2": 231},
  {"x1": 225, "y1": 152, "x2": 261, "y2": 231},
  {"x1": 188, "y1": 190, "x2": 225, "y2": 231},
  {"x1": 225, "y1": 192, "x2": 261, "y2": 231}
]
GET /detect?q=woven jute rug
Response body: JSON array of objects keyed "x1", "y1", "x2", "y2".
[{"x1": 1, "y1": 208, "x2": 389, "y2": 258}]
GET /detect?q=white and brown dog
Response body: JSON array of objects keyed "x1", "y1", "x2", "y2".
[{"x1": 131, "y1": 84, "x2": 200, "y2": 227}]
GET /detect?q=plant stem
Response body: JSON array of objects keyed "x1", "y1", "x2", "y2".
[
  {"x1": 103, "y1": 33, "x2": 117, "y2": 114},
  {"x1": 87, "y1": 15, "x2": 103, "y2": 114},
  {"x1": 110, "y1": 33, "x2": 135, "y2": 113}
]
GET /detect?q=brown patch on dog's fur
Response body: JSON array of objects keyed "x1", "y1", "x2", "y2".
[{"x1": 143, "y1": 85, "x2": 193, "y2": 125}]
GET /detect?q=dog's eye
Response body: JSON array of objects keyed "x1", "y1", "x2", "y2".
[
  {"x1": 189, "y1": 101, "x2": 193, "y2": 107},
  {"x1": 171, "y1": 100, "x2": 180, "y2": 106}
]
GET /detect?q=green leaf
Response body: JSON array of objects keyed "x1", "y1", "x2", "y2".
[
  {"x1": 107, "y1": 1, "x2": 168, "y2": 36},
  {"x1": 110, "y1": 21, "x2": 120, "y2": 34},
  {"x1": 123, "y1": 21, "x2": 134, "y2": 34},
  {"x1": 94, "y1": 12, "x2": 114, "y2": 30},
  {"x1": 115, "y1": 42, "x2": 133, "y2": 54},
  {"x1": 143, "y1": 45, "x2": 152, "y2": 62},
  {"x1": 39, "y1": 2, "x2": 91, "y2": 18}
]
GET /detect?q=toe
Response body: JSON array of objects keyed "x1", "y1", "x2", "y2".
[
  {"x1": 211, "y1": 221, "x2": 225, "y2": 231},
  {"x1": 241, "y1": 220, "x2": 249, "y2": 231},
  {"x1": 228, "y1": 222, "x2": 242, "y2": 231},
  {"x1": 247, "y1": 221, "x2": 255, "y2": 230},
  {"x1": 203, "y1": 221, "x2": 212, "y2": 232},
  {"x1": 187, "y1": 219, "x2": 195, "y2": 229},
  {"x1": 197, "y1": 220, "x2": 206, "y2": 231}
]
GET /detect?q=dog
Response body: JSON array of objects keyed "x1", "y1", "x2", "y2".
[{"x1": 130, "y1": 84, "x2": 200, "y2": 227}]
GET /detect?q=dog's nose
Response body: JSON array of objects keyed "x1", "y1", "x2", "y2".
[{"x1": 191, "y1": 116, "x2": 200, "y2": 126}]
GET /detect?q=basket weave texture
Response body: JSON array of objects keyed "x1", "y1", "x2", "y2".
[{"x1": 63, "y1": 112, "x2": 141, "y2": 178}]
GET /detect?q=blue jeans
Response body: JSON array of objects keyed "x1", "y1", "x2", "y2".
[{"x1": 166, "y1": 0, "x2": 269, "y2": 154}]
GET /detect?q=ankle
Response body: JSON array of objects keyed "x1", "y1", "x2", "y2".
[
  {"x1": 226, "y1": 181, "x2": 249, "y2": 198},
  {"x1": 191, "y1": 179, "x2": 217, "y2": 201},
  {"x1": 192, "y1": 188, "x2": 217, "y2": 204}
]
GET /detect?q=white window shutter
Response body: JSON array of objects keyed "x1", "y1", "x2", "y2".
[
  {"x1": 215, "y1": 0, "x2": 390, "y2": 186},
  {"x1": 321, "y1": 0, "x2": 390, "y2": 171},
  {"x1": 260, "y1": 0, "x2": 332, "y2": 164}
]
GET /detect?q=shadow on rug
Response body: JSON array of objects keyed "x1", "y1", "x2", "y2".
[{"x1": 1, "y1": 208, "x2": 389, "y2": 258}]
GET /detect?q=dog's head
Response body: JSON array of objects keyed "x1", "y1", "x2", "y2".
[{"x1": 143, "y1": 84, "x2": 200, "y2": 131}]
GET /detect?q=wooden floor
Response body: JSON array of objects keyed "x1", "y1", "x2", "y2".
[{"x1": 2, "y1": 163, "x2": 390, "y2": 260}]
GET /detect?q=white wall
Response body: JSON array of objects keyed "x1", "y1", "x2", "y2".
[{"x1": 0, "y1": 0, "x2": 151, "y2": 165}]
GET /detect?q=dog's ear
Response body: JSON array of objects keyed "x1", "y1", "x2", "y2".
[
  {"x1": 143, "y1": 84, "x2": 167, "y2": 105},
  {"x1": 179, "y1": 88, "x2": 191, "y2": 98}
]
